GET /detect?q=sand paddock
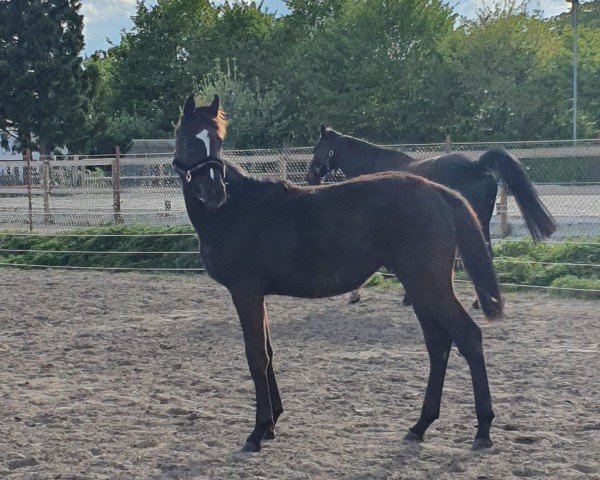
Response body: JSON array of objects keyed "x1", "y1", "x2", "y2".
[{"x1": 0, "y1": 269, "x2": 598, "y2": 479}]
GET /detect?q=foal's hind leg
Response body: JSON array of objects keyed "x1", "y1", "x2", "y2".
[
  {"x1": 404, "y1": 306, "x2": 452, "y2": 442},
  {"x1": 263, "y1": 316, "x2": 283, "y2": 441},
  {"x1": 436, "y1": 299, "x2": 495, "y2": 449}
]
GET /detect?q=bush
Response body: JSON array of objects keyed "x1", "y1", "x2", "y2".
[{"x1": 0, "y1": 225, "x2": 200, "y2": 270}]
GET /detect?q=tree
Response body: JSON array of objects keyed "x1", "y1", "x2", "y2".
[
  {"x1": 273, "y1": 0, "x2": 456, "y2": 144},
  {"x1": 0, "y1": 0, "x2": 96, "y2": 153},
  {"x1": 195, "y1": 63, "x2": 287, "y2": 148},
  {"x1": 447, "y1": 2, "x2": 572, "y2": 140},
  {"x1": 86, "y1": 0, "x2": 278, "y2": 152}
]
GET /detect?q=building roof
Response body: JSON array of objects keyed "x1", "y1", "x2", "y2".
[{"x1": 125, "y1": 139, "x2": 175, "y2": 155}]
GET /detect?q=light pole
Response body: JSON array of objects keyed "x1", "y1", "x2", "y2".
[{"x1": 566, "y1": 0, "x2": 579, "y2": 140}]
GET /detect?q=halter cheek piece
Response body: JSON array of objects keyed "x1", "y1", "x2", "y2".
[
  {"x1": 316, "y1": 137, "x2": 342, "y2": 177},
  {"x1": 172, "y1": 157, "x2": 226, "y2": 183}
]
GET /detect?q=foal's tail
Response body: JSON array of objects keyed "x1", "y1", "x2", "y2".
[
  {"x1": 479, "y1": 148, "x2": 557, "y2": 241},
  {"x1": 444, "y1": 191, "x2": 504, "y2": 320}
]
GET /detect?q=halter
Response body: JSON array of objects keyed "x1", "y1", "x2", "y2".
[
  {"x1": 172, "y1": 157, "x2": 226, "y2": 183},
  {"x1": 316, "y1": 136, "x2": 343, "y2": 177}
]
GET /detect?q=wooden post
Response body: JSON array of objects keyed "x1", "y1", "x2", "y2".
[
  {"x1": 497, "y1": 181, "x2": 509, "y2": 238},
  {"x1": 113, "y1": 146, "x2": 123, "y2": 224},
  {"x1": 444, "y1": 134, "x2": 452, "y2": 153},
  {"x1": 75, "y1": 156, "x2": 84, "y2": 187},
  {"x1": 24, "y1": 149, "x2": 33, "y2": 231},
  {"x1": 279, "y1": 150, "x2": 287, "y2": 180},
  {"x1": 42, "y1": 158, "x2": 52, "y2": 224}
]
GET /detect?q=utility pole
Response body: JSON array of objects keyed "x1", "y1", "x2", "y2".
[{"x1": 566, "y1": 0, "x2": 579, "y2": 140}]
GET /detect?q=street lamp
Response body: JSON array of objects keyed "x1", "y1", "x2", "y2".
[{"x1": 566, "y1": 0, "x2": 579, "y2": 140}]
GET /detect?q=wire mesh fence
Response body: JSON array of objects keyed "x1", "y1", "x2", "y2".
[
  {"x1": 2, "y1": 139, "x2": 599, "y2": 236},
  {"x1": 1, "y1": 139, "x2": 599, "y2": 295}
]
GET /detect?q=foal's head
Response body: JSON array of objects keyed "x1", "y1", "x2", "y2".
[
  {"x1": 174, "y1": 94, "x2": 229, "y2": 211},
  {"x1": 306, "y1": 124, "x2": 342, "y2": 185}
]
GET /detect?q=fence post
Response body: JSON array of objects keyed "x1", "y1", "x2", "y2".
[
  {"x1": 444, "y1": 134, "x2": 452, "y2": 153},
  {"x1": 76, "y1": 156, "x2": 84, "y2": 187},
  {"x1": 497, "y1": 181, "x2": 509, "y2": 238},
  {"x1": 42, "y1": 158, "x2": 52, "y2": 224},
  {"x1": 23, "y1": 149, "x2": 33, "y2": 231},
  {"x1": 113, "y1": 146, "x2": 123, "y2": 224},
  {"x1": 279, "y1": 149, "x2": 287, "y2": 180}
]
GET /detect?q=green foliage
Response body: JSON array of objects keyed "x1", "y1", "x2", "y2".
[
  {"x1": 493, "y1": 238, "x2": 600, "y2": 298},
  {"x1": 366, "y1": 238, "x2": 600, "y2": 299},
  {"x1": 0, "y1": 225, "x2": 200, "y2": 270},
  {"x1": 273, "y1": 0, "x2": 457, "y2": 144},
  {"x1": 195, "y1": 64, "x2": 287, "y2": 148},
  {"x1": 9, "y1": 0, "x2": 600, "y2": 153},
  {"x1": 447, "y1": 4, "x2": 572, "y2": 140},
  {"x1": 1, "y1": 231, "x2": 598, "y2": 297},
  {"x1": 520, "y1": 157, "x2": 600, "y2": 183},
  {"x1": 0, "y1": 0, "x2": 97, "y2": 153}
]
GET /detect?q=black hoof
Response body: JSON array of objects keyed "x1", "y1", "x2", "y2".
[
  {"x1": 262, "y1": 428, "x2": 275, "y2": 441},
  {"x1": 348, "y1": 296, "x2": 361, "y2": 304},
  {"x1": 404, "y1": 430, "x2": 423, "y2": 443},
  {"x1": 472, "y1": 438, "x2": 493, "y2": 450},
  {"x1": 472, "y1": 299, "x2": 480, "y2": 309},
  {"x1": 241, "y1": 441, "x2": 261, "y2": 453},
  {"x1": 402, "y1": 297, "x2": 412, "y2": 307}
]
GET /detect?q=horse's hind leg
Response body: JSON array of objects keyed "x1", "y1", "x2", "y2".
[
  {"x1": 404, "y1": 305, "x2": 452, "y2": 442},
  {"x1": 263, "y1": 315, "x2": 283, "y2": 440},
  {"x1": 472, "y1": 195, "x2": 496, "y2": 309}
]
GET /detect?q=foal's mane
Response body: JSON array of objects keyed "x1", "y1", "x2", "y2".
[{"x1": 213, "y1": 108, "x2": 228, "y2": 140}]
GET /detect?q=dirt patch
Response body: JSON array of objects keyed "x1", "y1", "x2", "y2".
[{"x1": 0, "y1": 269, "x2": 598, "y2": 479}]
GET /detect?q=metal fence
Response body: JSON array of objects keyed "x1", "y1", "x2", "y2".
[
  {"x1": 1, "y1": 139, "x2": 599, "y2": 296},
  {"x1": 1, "y1": 139, "x2": 599, "y2": 238}
]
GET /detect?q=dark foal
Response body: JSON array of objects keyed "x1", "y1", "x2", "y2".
[
  {"x1": 175, "y1": 95, "x2": 503, "y2": 453},
  {"x1": 307, "y1": 126, "x2": 557, "y2": 304}
]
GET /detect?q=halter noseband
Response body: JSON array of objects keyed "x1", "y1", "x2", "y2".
[
  {"x1": 172, "y1": 157, "x2": 226, "y2": 183},
  {"x1": 317, "y1": 136, "x2": 342, "y2": 177}
]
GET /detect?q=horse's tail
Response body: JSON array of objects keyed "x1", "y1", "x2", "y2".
[
  {"x1": 478, "y1": 148, "x2": 557, "y2": 241},
  {"x1": 443, "y1": 190, "x2": 504, "y2": 320}
]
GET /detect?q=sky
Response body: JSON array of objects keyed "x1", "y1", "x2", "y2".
[{"x1": 80, "y1": 0, "x2": 576, "y2": 55}]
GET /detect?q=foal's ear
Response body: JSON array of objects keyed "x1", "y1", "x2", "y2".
[
  {"x1": 209, "y1": 94, "x2": 220, "y2": 117},
  {"x1": 183, "y1": 94, "x2": 196, "y2": 118}
]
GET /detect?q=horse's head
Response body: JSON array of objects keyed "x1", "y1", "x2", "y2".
[
  {"x1": 306, "y1": 124, "x2": 342, "y2": 185},
  {"x1": 174, "y1": 94, "x2": 229, "y2": 211}
]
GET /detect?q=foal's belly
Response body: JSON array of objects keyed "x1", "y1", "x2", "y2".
[{"x1": 264, "y1": 261, "x2": 380, "y2": 298}]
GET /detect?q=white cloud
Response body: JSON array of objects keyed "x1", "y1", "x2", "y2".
[
  {"x1": 79, "y1": 0, "x2": 580, "y2": 55},
  {"x1": 451, "y1": 0, "x2": 572, "y2": 20},
  {"x1": 80, "y1": 0, "x2": 157, "y2": 54}
]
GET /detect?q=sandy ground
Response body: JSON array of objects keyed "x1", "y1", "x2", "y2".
[{"x1": 0, "y1": 269, "x2": 599, "y2": 479}]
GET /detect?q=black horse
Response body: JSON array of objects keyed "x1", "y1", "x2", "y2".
[
  {"x1": 306, "y1": 125, "x2": 557, "y2": 304},
  {"x1": 174, "y1": 95, "x2": 503, "y2": 453}
]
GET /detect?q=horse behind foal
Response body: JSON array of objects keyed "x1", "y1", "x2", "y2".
[
  {"x1": 175, "y1": 95, "x2": 504, "y2": 454},
  {"x1": 307, "y1": 125, "x2": 558, "y2": 304}
]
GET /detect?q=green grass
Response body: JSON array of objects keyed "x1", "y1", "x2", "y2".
[
  {"x1": 1, "y1": 228, "x2": 599, "y2": 297},
  {"x1": 377, "y1": 238, "x2": 600, "y2": 298},
  {"x1": 491, "y1": 238, "x2": 600, "y2": 298},
  {"x1": 0, "y1": 225, "x2": 200, "y2": 270}
]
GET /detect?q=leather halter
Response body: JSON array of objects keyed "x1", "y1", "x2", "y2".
[
  {"x1": 172, "y1": 156, "x2": 226, "y2": 183},
  {"x1": 317, "y1": 136, "x2": 342, "y2": 177}
]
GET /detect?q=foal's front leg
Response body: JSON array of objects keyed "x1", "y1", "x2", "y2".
[
  {"x1": 232, "y1": 293, "x2": 273, "y2": 452},
  {"x1": 263, "y1": 315, "x2": 283, "y2": 440}
]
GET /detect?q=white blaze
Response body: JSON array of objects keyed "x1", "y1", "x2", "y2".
[
  {"x1": 196, "y1": 129, "x2": 210, "y2": 156},
  {"x1": 209, "y1": 168, "x2": 215, "y2": 181}
]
